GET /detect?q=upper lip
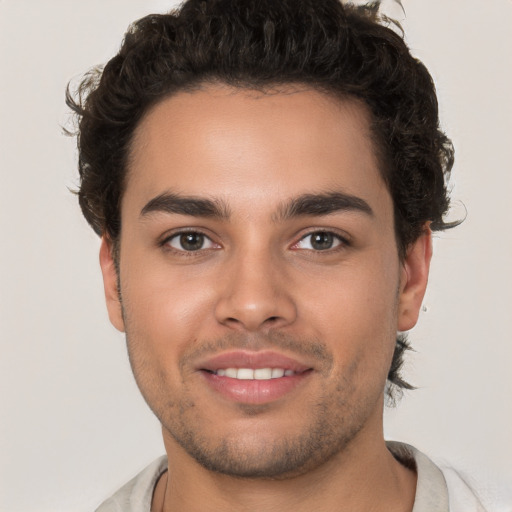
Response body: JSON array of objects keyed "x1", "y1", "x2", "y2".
[{"x1": 196, "y1": 350, "x2": 312, "y2": 373}]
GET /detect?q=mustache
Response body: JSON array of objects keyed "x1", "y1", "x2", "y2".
[{"x1": 179, "y1": 331, "x2": 334, "y2": 373}]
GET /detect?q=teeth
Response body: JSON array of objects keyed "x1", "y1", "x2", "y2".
[
  {"x1": 271, "y1": 368, "x2": 285, "y2": 378},
  {"x1": 254, "y1": 368, "x2": 272, "y2": 380},
  {"x1": 214, "y1": 368, "x2": 295, "y2": 380},
  {"x1": 237, "y1": 368, "x2": 254, "y2": 380},
  {"x1": 225, "y1": 368, "x2": 238, "y2": 378}
]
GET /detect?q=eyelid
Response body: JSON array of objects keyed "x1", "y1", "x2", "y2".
[
  {"x1": 290, "y1": 229, "x2": 351, "y2": 251},
  {"x1": 158, "y1": 227, "x2": 350, "y2": 252},
  {"x1": 159, "y1": 228, "x2": 221, "y2": 252}
]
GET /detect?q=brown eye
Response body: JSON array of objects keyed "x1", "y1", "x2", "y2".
[
  {"x1": 294, "y1": 231, "x2": 344, "y2": 251},
  {"x1": 310, "y1": 232, "x2": 335, "y2": 250},
  {"x1": 167, "y1": 232, "x2": 216, "y2": 251}
]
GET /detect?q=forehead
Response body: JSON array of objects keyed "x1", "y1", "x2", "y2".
[{"x1": 124, "y1": 86, "x2": 390, "y2": 219}]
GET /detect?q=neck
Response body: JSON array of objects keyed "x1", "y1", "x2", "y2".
[{"x1": 153, "y1": 426, "x2": 416, "y2": 512}]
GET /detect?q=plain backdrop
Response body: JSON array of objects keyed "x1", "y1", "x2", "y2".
[{"x1": 1, "y1": 1, "x2": 511, "y2": 511}]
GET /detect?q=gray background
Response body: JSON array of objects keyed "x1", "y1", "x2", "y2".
[{"x1": 1, "y1": 0, "x2": 511, "y2": 510}]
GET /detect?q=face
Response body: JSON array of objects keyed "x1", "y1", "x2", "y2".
[{"x1": 100, "y1": 86, "x2": 430, "y2": 478}]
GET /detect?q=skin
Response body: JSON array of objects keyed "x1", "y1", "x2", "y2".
[{"x1": 99, "y1": 86, "x2": 432, "y2": 512}]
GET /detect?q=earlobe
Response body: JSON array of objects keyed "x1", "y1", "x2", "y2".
[
  {"x1": 99, "y1": 236, "x2": 125, "y2": 332},
  {"x1": 397, "y1": 225, "x2": 433, "y2": 332}
]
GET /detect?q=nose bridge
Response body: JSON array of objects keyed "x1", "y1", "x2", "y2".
[{"x1": 214, "y1": 240, "x2": 296, "y2": 331}]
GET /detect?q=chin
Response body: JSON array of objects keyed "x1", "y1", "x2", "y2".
[{"x1": 163, "y1": 404, "x2": 367, "y2": 480}]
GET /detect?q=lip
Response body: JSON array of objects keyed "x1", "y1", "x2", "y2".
[
  {"x1": 197, "y1": 350, "x2": 313, "y2": 405},
  {"x1": 197, "y1": 350, "x2": 312, "y2": 373}
]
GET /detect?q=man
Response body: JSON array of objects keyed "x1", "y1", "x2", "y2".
[{"x1": 68, "y1": 0, "x2": 486, "y2": 510}]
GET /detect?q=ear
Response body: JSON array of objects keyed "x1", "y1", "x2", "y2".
[
  {"x1": 397, "y1": 225, "x2": 433, "y2": 332},
  {"x1": 99, "y1": 236, "x2": 125, "y2": 332}
]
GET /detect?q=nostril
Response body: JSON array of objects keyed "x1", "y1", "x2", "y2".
[{"x1": 215, "y1": 294, "x2": 297, "y2": 331}]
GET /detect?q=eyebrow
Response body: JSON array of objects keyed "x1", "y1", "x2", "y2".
[
  {"x1": 140, "y1": 192, "x2": 231, "y2": 219},
  {"x1": 140, "y1": 190, "x2": 373, "y2": 222},
  {"x1": 273, "y1": 192, "x2": 374, "y2": 222}
]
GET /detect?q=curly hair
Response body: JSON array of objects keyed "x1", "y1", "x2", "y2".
[{"x1": 67, "y1": 0, "x2": 457, "y2": 396}]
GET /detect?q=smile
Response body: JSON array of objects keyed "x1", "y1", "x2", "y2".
[
  {"x1": 211, "y1": 368, "x2": 297, "y2": 379},
  {"x1": 195, "y1": 350, "x2": 314, "y2": 404}
]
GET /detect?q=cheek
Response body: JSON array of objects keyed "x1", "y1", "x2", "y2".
[
  {"x1": 119, "y1": 255, "x2": 218, "y2": 365},
  {"x1": 296, "y1": 255, "x2": 400, "y2": 372},
  {"x1": 120, "y1": 272, "x2": 214, "y2": 410},
  {"x1": 300, "y1": 255, "x2": 399, "y2": 323}
]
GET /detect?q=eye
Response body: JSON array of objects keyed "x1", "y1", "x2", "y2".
[
  {"x1": 293, "y1": 231, "x2": 345, "y2": 251},
  {"x1": 166, "y1": 232, "x2": 217, "y2": 252}
]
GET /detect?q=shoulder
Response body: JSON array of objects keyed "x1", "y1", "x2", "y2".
[
  {"x1": 438, "y1": 463, "x2": 511, "y2": 512},
  {"x1": 95, "y1": 455, "x2": 168, "y2": 512},
  {"x1": 440, "y1": 465, "x2": 489, "y2": 512},
  {"x1": 387, "y1": 441, "x2": 498, "y2": 512}
]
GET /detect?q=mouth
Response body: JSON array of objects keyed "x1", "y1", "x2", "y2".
[
  {"x1": 197, "y1": 351, "x2": 313, "y2": 404},
  {"x1": 205, "y1": 367, "x2": 301, "y2": 379}
]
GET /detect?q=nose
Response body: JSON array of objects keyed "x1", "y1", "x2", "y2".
[{"x1": 214, "y1": 250, "x2": 297, "y2": 332}]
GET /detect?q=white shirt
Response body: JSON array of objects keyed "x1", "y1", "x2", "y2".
[{"x1": 95, "y1": 442, "x2": 491, "y2": 512}]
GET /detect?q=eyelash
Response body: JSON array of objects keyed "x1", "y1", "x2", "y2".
[
  {"x1": 291, "y1": 230, "x2": 350, "y2": 252},
  {"x1": 161, "y1": 229, "x2": 220, "y2": 254},
  {"x1": 160, "y1": 229, "x2": 350, "y2": 255}
]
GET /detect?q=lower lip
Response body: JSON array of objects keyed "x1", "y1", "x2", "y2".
[{"x1": 201, "y1": 371, "x2": 311, "y2": 404}]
